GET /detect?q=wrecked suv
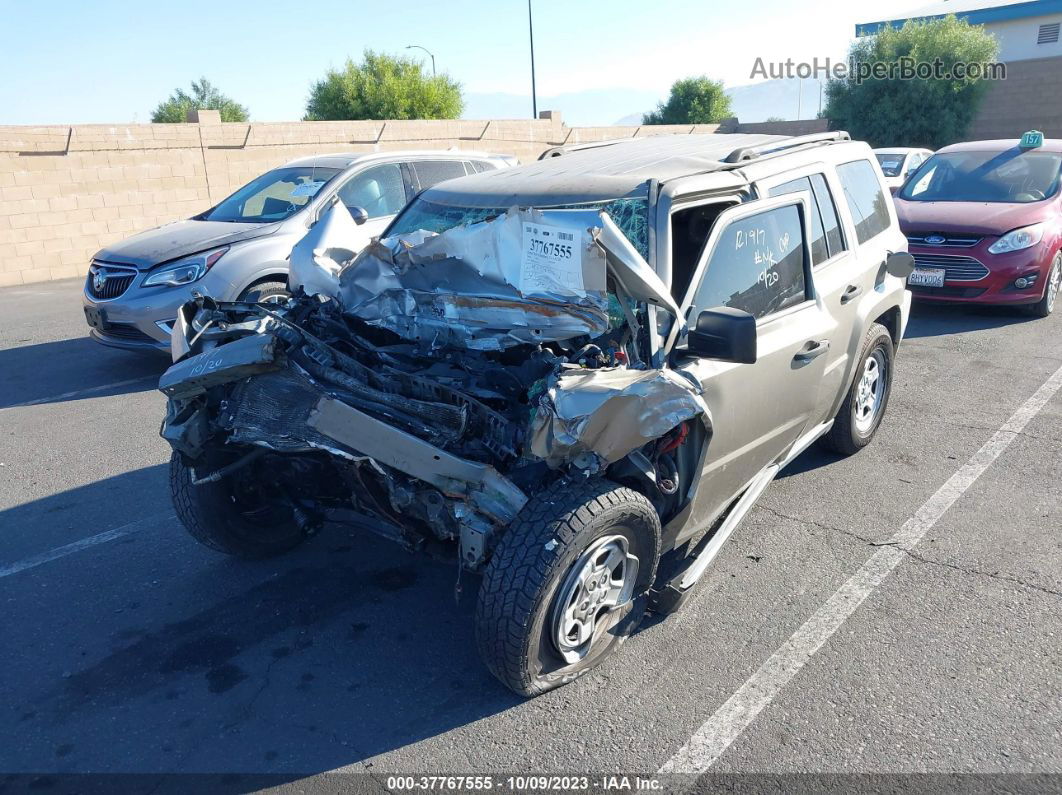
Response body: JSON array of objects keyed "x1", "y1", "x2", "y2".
[{"x1": 158, "y1": 133, "x2": 914, "y2": 696}]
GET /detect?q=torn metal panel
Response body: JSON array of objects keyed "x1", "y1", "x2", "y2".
[
  {"x1": 306, "y1": 396, "x2": 527, "y2": 526},
  {"x1": 528, "y1": 367, "x2": 709, "y2": 467},
  {"x1": 289, "y1": 201, "x2": 361, "y2": 299},
  {"x1": 592, "y1": 212, "x2": 683, "y2": 322},
  {"x1": 158, "y1": 333, "x2": 282, "y2": 399},
  {"x1": 338, "y1": 207, "x2": 612, "y2": 350}
]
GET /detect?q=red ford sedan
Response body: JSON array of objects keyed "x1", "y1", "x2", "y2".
[{"x1": 894, "y1": 135, "x2": 1062, "y2": 317}]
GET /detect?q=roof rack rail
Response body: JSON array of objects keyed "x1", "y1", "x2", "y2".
[
  {"x1": 538, "y1": 138, "x2": 631, "y2": 160},
  {"x1": 723, "y1": 131, "x2": 851, "y2": 164}
]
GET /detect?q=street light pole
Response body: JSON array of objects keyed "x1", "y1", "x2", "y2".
[
  {"x1": 405, "y1": 45, "x2": 436, "y2": 77},
  {"x1": 528, "y1": 0, "x2": 538, "y2": 118}
]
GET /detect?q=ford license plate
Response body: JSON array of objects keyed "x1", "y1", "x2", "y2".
[{"x1": 909, "y1": 267, "x2": 945, "y2": 288}]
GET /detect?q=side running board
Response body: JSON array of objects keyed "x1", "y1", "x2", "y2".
[
  {"x1": 649, "y1": 464, "x2": 779, "y2": 615},
  {"x1": 647, "y1": 420, "x2": 832, "y2": 615}
]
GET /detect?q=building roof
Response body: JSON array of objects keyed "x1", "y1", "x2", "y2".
[
  {"x1": 856, "y1": 0, "x2": 1061, "y2": 36},
  {"x1": 418, "y1": 134, "x2": 790, "y2": 207}
]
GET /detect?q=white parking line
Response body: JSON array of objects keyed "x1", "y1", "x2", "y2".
[
  {"x1": 659, "y1": 360, "x2": 1062, "y2": 775},
  {"x1": 1, "y1": 374, "x2": 157, "y2": 411},
  {"x1": 0, "y1": 515, "x2": 173, "y2": 579}
]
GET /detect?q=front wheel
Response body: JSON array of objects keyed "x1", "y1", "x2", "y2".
[
  {"x1": 475, "y1": 480, "x2": 661, "y2": 697},
  {"x1": 237, "y1": 280, "x2": 290, "y2": 305},
  {"x1": 170, "y1": 451, "x2": 307, "y2": 559},
  {"x1": 1026, "y1": 253, "x2": 1061, "y2": 318},
  {"x1": 820, "y1": 322, "x2": 894, "y2": 456}
]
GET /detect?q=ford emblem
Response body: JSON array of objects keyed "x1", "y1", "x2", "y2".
[{"x1": 924, "y1": 234, "x2": 946, "y2": 245}]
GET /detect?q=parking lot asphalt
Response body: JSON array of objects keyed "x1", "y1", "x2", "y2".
[{"x1": 1, "y1": 278, "x2": 1060, "y2": 788}]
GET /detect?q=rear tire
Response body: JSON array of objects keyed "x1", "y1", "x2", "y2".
[
  {"x1": 820, "y1": 322, "x2": 894, "y2": 456},
  {"x1": 475, "y1": 479, "x2": 661, "y2": 697},
  {"x1": 1025, "y1": 253, "x2": 1061, "y2": 319},
  {"x1": 170, "y1": 451, "x2": 306, "y2": 559},
  {"x1": 237, "y1": 280, "x2": 289, "y2": 305}
]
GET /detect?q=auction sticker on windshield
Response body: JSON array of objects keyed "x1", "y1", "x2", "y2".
[
  {"x1": 520, "y1": 222, "x2": 585, "y2": 296},
  {"x1": 909, "y1": 267, "x2": 946, "y2": 288}
]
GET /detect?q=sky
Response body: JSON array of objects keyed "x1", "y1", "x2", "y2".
[{"x1": 0, "y1": 0, "x2": 924, "y2": 126}]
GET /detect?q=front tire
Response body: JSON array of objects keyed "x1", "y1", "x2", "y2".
[
  {"x1": 237, "y1": 280, "x2": 290, "y2": 305},
  {"x1": 475, "y1": 480, "x2": 661, "y2": 697},
  {"x1": 1026, "y1": 253, "x2": 1061, "y2": 319},
  {"x1": 170, "y1": 451, "x2": 307, "y2": 559},
  {"x1": 820, "y1": 322, "x2": 894, "y2": 456}
]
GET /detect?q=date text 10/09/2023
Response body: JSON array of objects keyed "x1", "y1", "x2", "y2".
[{"x1": 384, "y1": 775, "x2": 665, "y2": 791}]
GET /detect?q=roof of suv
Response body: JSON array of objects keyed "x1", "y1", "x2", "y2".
[
  {"x1": 418, "y1": 133, "x2": 832, "y2": 207},
  {"x1": 282, "y1": 150, "x2": 508, "y2": 170}
]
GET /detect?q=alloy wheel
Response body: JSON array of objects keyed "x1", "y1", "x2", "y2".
[{"x1": 551, "y1": 534, "x2": 640, "y2": 664}]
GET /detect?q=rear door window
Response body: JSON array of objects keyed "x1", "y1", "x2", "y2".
[
  {"x1": 412, "y1": 160, "x2": 469, "y2": 190},
  {"x1": 690, "y1": 203, "x2": 808, "y2": 320},
  {"x1": 768, "y1": 177, "x2": 826, "y2": 265},
  {"x1": 836, "y1": 159, "x2": 891, "y2": 244},
  {"x1": 768, "y1": 173, "x2": 846, "y2": 265}
]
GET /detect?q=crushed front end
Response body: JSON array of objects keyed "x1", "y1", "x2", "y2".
[{"x1": 159, "y1": 206, "x2": 707, "y2": 570}]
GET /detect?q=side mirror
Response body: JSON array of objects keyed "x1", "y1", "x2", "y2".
[
  {"x1": 885, "y1": 251, "x2": 915, "y2": 279},
  {"x1": 348, "y1": 206, "x2": 369, "y2": 226},
  {"x1": 687, "y1": 307, "x2": 757, "y2": 364}
]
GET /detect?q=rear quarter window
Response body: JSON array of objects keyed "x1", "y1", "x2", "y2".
[{"x1": 836, "y1": 159, "x2": 892, "y2": 244}]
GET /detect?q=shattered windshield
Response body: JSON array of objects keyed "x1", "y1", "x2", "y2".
[{"x1": 389, "y1": 197, "x2": 652, "y2": 261}]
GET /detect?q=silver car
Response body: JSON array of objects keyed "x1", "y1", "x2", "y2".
[{"x1": 82, "y1": 150, "x2": 516, "y2": 351}]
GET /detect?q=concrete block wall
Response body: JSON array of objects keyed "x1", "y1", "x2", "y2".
[{"x1": 0, "y1": 115, "x2": 738, "y2": 287}]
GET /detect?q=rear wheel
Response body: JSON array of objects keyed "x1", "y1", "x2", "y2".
[
  {"x1": 170, "y1": 451, "x2": 306, "y2": 559},
  {"x1": 475, "y1": 479, "x2": 661, "y2": 697},
  {"x1": 820, "y1": 322, "x2": 894, "y2": 456},
  {"x1": 237, "y1": 280, "x2": 289, "y2": 305},
  {"x1": 1026, "y1": 253, "x2": 1061, "y2": 318}
]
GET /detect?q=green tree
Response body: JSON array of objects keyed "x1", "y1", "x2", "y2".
[
  {"x1": 764, "y1": 116, "x2": 787, "y2": 122},
  {"x1": 304, "y1": 50, "x2": 463, "y2": 121},
  {"x1": 151, "y1": 78, "x2": 249, "y2": 123},
  {"x1": 643, "y1": 77, "x2": 732, "y2": 125},
  {"x1": 823, "y1": 15, "x2": 999, "y2": 149}
]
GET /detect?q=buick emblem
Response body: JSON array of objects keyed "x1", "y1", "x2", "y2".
[
  {"x1": 924, "y1": 234, "x2": 946, "y2": 245},
  {"x1": 91, "y1": 267, "x2": 108, "y2": 292}
]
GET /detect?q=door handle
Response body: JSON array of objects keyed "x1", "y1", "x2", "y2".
[
  {"x1": 793, "y1": 339, "x2": 830, "y2": 363},
  {"x1": 840, "y1": 284, "x2": 863, "y2": 304}
]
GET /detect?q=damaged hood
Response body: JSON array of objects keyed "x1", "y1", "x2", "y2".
[{"x1": 306, "y1": 205, "x2": 682, "y2": 351}]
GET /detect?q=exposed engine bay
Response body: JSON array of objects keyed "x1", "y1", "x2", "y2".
[{"x1": 159, "y1": 206, "x2": 710, "y2": 570}]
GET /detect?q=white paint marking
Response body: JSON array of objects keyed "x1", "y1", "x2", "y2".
[
  {"x1": 659, "y1": 361, "x2": 1062, "y2": 775},
  {"x1": 1, "y1": 375, "x2": 157, "y2": 411},
  {"x1": 0, "y1": 515, "x2": 174, "y2": 579}
]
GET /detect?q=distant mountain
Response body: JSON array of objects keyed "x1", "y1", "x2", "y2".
[
  {"x1": 463, "y1": 88, "x2": 662, "y2": 127},
  {"x1": 465, "y1": 79, "x2": 828, "y2": 127},
  {"x1": 725, "y1": 78, "x2": 826, "y2": 123}
]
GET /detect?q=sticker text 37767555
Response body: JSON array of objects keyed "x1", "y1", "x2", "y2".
[{"x1": 519, "y1": 223, "x2": 585, "y2": 296}]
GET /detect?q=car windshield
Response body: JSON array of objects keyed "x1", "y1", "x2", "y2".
[
  {"x1": 898, "y1": 150, "x2": 1062, "y2": 203},
  {"x1": 201, "y1": 166, "x2": 343, "y2": 223},
  {"x1": 388, "y1": 196, "x2": 651, "y2": 259},
  {"x1": 875, "y1": 153, "x2": 906, "y2": 177}
]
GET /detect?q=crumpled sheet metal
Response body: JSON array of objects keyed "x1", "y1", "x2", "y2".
[
  {"x1": 289, "y1": 201, "x2": 361, "y2": 299},
  {"x1": 528, "y1": 367, "x2": 709, "y2": 466},
  {"x1": 338, "y1": 207, "x2": 610, "y2": 350}
]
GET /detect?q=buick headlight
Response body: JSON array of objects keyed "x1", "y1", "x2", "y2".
[
  {"x1": 988, "y1": 224, "x2": 1044, "y2": 254},
  {"x1": 142, "y1": 247, "x2": 228, "y2": 288}
]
